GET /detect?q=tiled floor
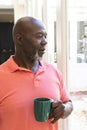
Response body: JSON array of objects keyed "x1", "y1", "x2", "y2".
[{"x1": 68, "y1": 91, "x2": 87, "y2": 130}]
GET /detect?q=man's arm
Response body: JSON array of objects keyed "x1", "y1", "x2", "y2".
[
  {"x1": 49, "y1": 100, "x2": 73, "y2": 124},
  {"x1": 62, "y1": 100, "x2": 73, "y2": 118}
]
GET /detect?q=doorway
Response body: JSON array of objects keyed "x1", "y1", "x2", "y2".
[
  {"x1": 67, "y1": 0, "x2": 87, "y2": 130},
  {"x1": 0, "y1": 8, "x2": 15, "y2": 64}
]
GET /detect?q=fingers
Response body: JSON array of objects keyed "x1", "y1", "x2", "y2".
[
  {"x1": 51, "y1": 113, "x2": 62, "y2": 124},
  {"x1": 51, "y1": 106, "x2": 64, "y2": 123},
  {"x1": 50, "y1": 108, "x2": 64, "y2": 123},
  {"x1": 50, "y1": 100, "x2": 65, "y2": 124}
]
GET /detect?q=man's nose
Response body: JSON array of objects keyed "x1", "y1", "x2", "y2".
[{"x1": 41, "y1": 38, "x2": 47, "y2": 45}]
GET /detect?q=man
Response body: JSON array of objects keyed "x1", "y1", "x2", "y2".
[{"x1": 0, "y1": 16, "x2": 73, "y2": 130}]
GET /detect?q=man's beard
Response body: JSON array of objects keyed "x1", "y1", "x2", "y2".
[
  {"x1": 35, "y1": 51, "x2": 42, "y2": 60},
  {"x1": 29, "y1": 51, "x2": 42, "y2": 62}
]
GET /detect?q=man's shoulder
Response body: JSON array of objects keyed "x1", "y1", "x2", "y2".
[
  {"x1": 0, "y1": 56, "x2": 14, "y2": 71},
  {"x1": 0, "y1": 62, "x2": 8, "y2": 74},
  {"x1": 0, "y1": 58, "x2": 11, "y2": 73}
]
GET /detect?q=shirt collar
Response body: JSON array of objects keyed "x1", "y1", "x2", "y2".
[{"x1": 7, "y1": 56, "x2": 43, "y2": 73}]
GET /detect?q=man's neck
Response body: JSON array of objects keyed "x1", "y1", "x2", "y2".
[{"x1": 13, "y1": 55, "x2": 40, "y2": 73}]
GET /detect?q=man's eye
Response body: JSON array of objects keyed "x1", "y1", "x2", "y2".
[
  {"x1": 38, "y1": 34, "x2": 43, "y2": 37},
  {"x1": 36, "y1": 33, "x2": 47, "y2": 38}
]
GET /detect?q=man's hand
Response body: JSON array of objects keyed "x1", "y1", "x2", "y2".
[
  {"x1": 49, "y1": 100, "x2": 65, "y2": 124},
  {"x1": 49, "y1": 100, "x2": 73, "y2": 124}
]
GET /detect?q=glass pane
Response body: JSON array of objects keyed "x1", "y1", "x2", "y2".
[{"x1": 77, "y1": 21, "x2": 87, "y2": 63}]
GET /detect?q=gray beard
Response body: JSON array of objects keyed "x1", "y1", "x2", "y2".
[
  {"x1": 28, "y1": 51, "x2": 42, "y2": 61},
  {"x1": 35, "y1": 51, "x2": 42, "y2": 61}
]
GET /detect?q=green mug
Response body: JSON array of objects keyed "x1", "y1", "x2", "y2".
[{"x1": 34, "y1": 97, "x2": 52, "y2": 122}]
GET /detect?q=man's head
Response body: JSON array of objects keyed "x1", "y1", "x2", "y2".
[{"x1": 12, "y1": 16, "x2": 47, "y2": 61}]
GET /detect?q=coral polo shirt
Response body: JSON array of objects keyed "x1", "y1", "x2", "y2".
[{"x1": 0, "y1": 56, "x2": 70, "y2": 130}]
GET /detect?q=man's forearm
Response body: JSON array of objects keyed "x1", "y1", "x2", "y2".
[{"x1": 62, "y1": 101, "x2": 73, "y2": 118}]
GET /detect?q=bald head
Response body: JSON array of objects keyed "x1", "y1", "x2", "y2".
[{"x1": 12, "y1": 16, "x2": 45, "y2": 42}]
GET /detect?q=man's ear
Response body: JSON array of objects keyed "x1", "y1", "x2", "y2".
[{"x1": 16, "y1": 33, "x2": 22, "y2": 45}]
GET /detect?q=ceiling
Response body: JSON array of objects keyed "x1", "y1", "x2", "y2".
[{"x1": 0, "y1": 8, "x2": 14, "y2": 22}]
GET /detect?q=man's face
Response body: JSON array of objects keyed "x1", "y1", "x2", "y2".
[{"x1": 19, "y1": 22, "x2": 47, "y2": 61}]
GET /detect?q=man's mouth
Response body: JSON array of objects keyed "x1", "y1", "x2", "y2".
[
  {"x1": 39, "y1": 48, "x2": 46, "y2": 55},
  {"x1": 39, "y1": 48, "x2": 45, "y2": 52}
]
